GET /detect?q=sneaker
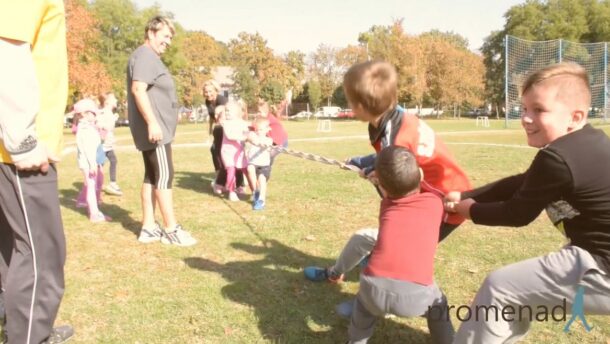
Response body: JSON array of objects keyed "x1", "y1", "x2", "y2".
[
  {"x1": 303, "y1": 266, "x2": 344, "y2": 283},
  {"x1": 211, "y1": 181, "x2": 224, "y2": 195},
  {"x1": 161, "y1": 225, "x2": 197, "y2": 247},
  {"x1": 138, "y1": 223, "x2": 163, "y2": 243},
  {"x1": 42, "y1": 325, "x2": 74, "y2": 344},
  {"x1": 104, "y1": 183, "x2": 123, "y2": 196},
  {"x1": 253, "y1": 199, "x2": 265, "y2": 210},
  {"x1": 90, "y1": 212, "x2": 111, "y2": 223},
  {"x1": 336, "y1": 299, "x2": 355, "y2": 318},
  {"x1": 252, "y1": 190, "x2": 260, "y2": 202},
  {"x1": 228, "y1": 192, "x2": 239, "y2": 202}
]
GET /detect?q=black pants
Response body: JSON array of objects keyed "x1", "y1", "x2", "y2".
[{"x1": 211, "y1": 125, "x2": 244, "y2": 187}]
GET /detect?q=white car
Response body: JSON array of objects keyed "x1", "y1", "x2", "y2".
[{"x1": 292, "y1": 111, "x2": 313, "y2": 119}]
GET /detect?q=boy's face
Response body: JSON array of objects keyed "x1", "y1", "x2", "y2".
[{"x1": 520, "y1": 81, "x2": 577, "y2": 148}]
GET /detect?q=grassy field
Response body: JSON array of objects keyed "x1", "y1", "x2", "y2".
[{"x1": 49, "y1": 118, "x2": 610, "y2": 343}]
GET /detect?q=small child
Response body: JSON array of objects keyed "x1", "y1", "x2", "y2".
[
  {"x1": 447, "y1": 62, "x2": 610, "y2": 343},
  {"x1": 347, "y1": 145, "x2": 453, "y2": 344},
  {"x1": 73, "y1": 98, "x2": 110, "y2": 222},
  {"x1": 245, "y1": 118, "x2": 273, "y2": 210},
  {"x1": 97, "y1": 92, "x2": 122, "y2": 196},
  {"x1": 220, "y1": 102, "x2": 250, "y2": 201},
  {"x1": 304, "y1": 60, "x2": 471, "y2": 283}
]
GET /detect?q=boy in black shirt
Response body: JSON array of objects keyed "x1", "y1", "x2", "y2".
[{"x1": 447, "y1": 62, "x2": 610, "y2": 343}]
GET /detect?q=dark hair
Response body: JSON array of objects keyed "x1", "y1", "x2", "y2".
[
  {"x1": 375, "y1": 146, "x2": 420, "y2": 198},
  {"x1": 144, "y1": 16, "x2": 175, "y2": 40}
]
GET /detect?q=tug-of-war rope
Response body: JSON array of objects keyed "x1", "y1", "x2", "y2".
[{"x1": 255, "y1": 143, "x2": 362, "y2": 173}]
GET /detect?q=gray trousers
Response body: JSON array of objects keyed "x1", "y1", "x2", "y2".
[
  {"x1": 333, "y1": 228, "x2": 378, "y2": 275},
  {"x1": 349, "y1": 274, "x2": 455, "y2": 344},
  {"x1": 453, "y1": 245, "x2": 610, "y2": 344},
  {"x1": 0, "y1": 163, "x2": 66, "y2": 344}
]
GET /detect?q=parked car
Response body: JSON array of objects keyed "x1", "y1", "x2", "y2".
[
  {"x1": 314, "y1": 106, "x2": 341, "y2": 118},
  {"x1": 290, "y1": 111, "x2": 313, "y2": 119},
  {"x1": 336, "y1": 109, "x2": 354, "y2": 119},
  {"x1": 465, "y1": 108, "x2": 491, "y2": 118},
  {"x1": 115, "y1": 118, "x2": 129, "y2": 127}
]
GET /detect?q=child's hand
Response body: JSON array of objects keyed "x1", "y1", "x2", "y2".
[
  {"x1": 443, "y1": 191, "x2": 462, "y2": 213},
  {"x1": 454, "y1": 198, "x2": 475, "y2": 219},
  {"x1": 365, "y1": 170, "x2": 379, "y2": 185}
]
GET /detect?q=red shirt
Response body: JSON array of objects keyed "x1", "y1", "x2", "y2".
[
  {"x1": 371, "y1": 112, "x2": 471, "y2": 225},
  {"x1": 364, "y1": 193, "x2": 443, "y2": 285},
  {"x1": 266, "y1": 114, "x2": 288, "y2": 145}
]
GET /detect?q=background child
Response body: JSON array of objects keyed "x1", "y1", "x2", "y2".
[
  {"x1": 97, "y1": 92, "x2": 122, "y2": 196},
  {"x1": 246, "y1": 118, "x2": 273, "y2": 210},
  {"x1": 73, "y1": 98, "x2": 110, "y2": 222},
  {"x1": 347, "y1": 145, "x2": 453, "y2": 344},
  {"x1": 304, "y1": 60, "x2": 471, "y2": 283},
  {"x1": 447, "y1": 62, "x2": 610, "y2": 343},
  {"x1": 220, "y1": 102, "x2": 250, "y2": 201}
]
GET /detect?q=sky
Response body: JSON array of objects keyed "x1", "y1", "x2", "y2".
[{"x1": 132, "y1": 0, "x2": 525, "y2": 54}]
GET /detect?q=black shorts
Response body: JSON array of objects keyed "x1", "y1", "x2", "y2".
[
  {"x1": 251, "y1": 165, "x2": 271, "y2": 181},
  {"x1": 142, "y1": 143, "x2": 174, "y2": 189}
]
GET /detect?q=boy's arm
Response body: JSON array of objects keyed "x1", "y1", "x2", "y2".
[
  {"x1": 465, "y1": 149, "x2": 572, "y2": 227},
  {"x1": 462, "y1": 174, "x2": 526, "y2": 202}
]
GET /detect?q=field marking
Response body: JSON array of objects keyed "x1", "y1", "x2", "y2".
[{"x1": 60, "y1": 133, "x2": 532, "y2": 156}]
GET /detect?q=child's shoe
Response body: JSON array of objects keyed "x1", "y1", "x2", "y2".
[
  {"x1": 303, "y1": 266, "x2": 344, "y2": 283},
  {"x1": 161, "y1": 224, "x2": 197, "y2": 247},
  {"x1": 228, "y1": 192, "x2": 239, "y2": 202},
  {"x1": 212, "y1": 182, "x2": 224, "y2": 195},
  {"x1": 253, "y1": 199, "x2": 265, "y2": 210},
  {"x1": 251, "y1": 190, "x2": 260, "y2": 202},
  {"x1": 335, "y1": 299, "x2": 355, "y2": 318},
  {"x1": 104, "y1": 183, "x2": 123, "y2": 196},
  {"x1": 90, "y1": 212, "x2": 111, "y2": 223}
]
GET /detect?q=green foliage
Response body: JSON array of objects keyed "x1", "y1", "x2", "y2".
[
  {"x1": 420, "y1": 29, "x2": 470, "y2": 50},
  {"x1": 233, "y1": 66, "x2": 259, "y2": 107},
  {"x1": 307, "y1": 80, "x2": 322, "y2": 110},
  {"x1": 331, "y1": 85, "x2": 347, "y2": 108},
  {"x1": 259, "y1": 80, "x2": 285, "y2": 106}
]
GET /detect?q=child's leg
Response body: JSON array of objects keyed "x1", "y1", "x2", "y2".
[
  {"x1": 85, "y1": 173, "x2": 101, "y2": 217},
  {"x1": 439, "y1": 222, "x2": 459, "y2": 242},
  {"x1": 96, "y1": 165, "x2": 104, "y2": 202},
  {"x1": 246, "y1": 165, "x2": 257, "y2": 193},
  {"x1": 454, "y1": 246, "x2": 610, "y2": 344},
  {"x1": 106, "y1": 150, "x2": 118, "y2": 183},
  {"x1": 257, "y1": 174, "x2": 267, "y2": 200},
  {"x1": 76, "y1": 181, "x2": 87, "y2": 206},
  {"x1": 225, "y1": 166, "x2": 236, "y2": 193},
  {"x1": 347, "y1": 291, "x2": 378, "y2": 344},
  {"x1": 332, "y1": 228, "x2": 378, "y2": 275}
]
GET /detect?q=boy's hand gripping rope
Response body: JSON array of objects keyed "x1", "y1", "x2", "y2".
[{"x1": 255, "y1": 143, "x2": 361, "y2": 173}]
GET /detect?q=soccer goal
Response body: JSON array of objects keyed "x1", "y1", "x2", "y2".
[{"x1": 505, "y1": 35, "x2": 609, "y2": 126}]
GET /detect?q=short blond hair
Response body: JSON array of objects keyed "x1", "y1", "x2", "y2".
[
  {"x1": 203, "y1": 80, "x2": 221, "y2": 93},
  {"x1": 343, "y1": 60, "x2": 397, "y2": 116},
  {"x1": 522, "y1": 62, "x2": 591, "y2": 109}
]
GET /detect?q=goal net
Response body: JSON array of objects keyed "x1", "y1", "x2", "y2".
[{"x1": 505, "y1": 35, "x2": 608, "y2": 124}]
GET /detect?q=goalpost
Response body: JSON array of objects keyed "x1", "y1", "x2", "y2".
[{"x1": 505, "y1": 35, "x2": 609, "y2": 126}]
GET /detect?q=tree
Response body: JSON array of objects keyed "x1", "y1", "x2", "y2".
[
  {"x1": 66, "y1": 0, "x2": 112, "y2": 104},
  {"x1": 309, "y1": 44, "x2": 343, "y2": 106},
  {"x1": 307, "y1": 80, "x2": 322, "y2": 111},
  {"x1": 420, "y1": 29, "x2": 469, "y2": 50},
  {"x1": 331, "y1": 85, "x2": 348, "y2": 108},
  {"x1": 259, "y1": 80, "x2": 285, "y2": 106}
]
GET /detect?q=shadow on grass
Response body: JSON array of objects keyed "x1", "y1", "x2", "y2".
[
  {"x1": 58, "y1": 181, "x2": 140, "y2": 237},
  {"x1": 174, "y1": 171, "x2": 217, "y2": 195},
  {"x1": 184, "y1": 239, "x2": 431, "y2": 343}
]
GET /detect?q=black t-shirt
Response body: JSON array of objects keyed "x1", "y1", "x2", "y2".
[
  {"x1": 205, "y1": 94, "x2": 228, "y2": 123},
  {"x1": 466, "y1": 124, "x2": 610, "y2": 273}
]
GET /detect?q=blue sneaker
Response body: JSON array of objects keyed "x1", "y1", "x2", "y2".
[
  {"x1": 335, "y1": 299, "x2": 355, "y2": 318},
  {"x1": 303, "y1": 266, "x2": 344, "y2": 283},
  {"x1": 253, "y1": 199, "x2": 265, "y2": 210},
  {"x1": 253, "y1": 190, "x2": 260, "y2": 202}
]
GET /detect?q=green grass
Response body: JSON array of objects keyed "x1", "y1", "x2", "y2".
[{"x1": 49, "y1": 118, "x2": 610, "y2": 343}]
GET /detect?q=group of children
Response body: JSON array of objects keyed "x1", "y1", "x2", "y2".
[
  {"x1": 71, "y1": 92, "x2": 122, "y2": 222},
  {"x1": 214, "y1": 101, "x2": 275, "y2": 210},
  {"x1": 302, "y1": 60, "x2": 610, "y2": 344}
]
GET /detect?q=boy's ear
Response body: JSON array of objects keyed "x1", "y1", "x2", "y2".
[{"x1": 570, "y1": 110, "x2": 586, "y2": 129}]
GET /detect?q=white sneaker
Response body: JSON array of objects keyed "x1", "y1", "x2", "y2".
[
  {"x1": 228, "y1": 192, "x2": 239, "y2": 201},
  {"x1": 211, "y1": 181, "x2": 224, "y2": 195},
  {"x1": 104, "y1": 183, "x2": 123, "y2": 196},
  {"x1": 138, "y1": 223, "x2": 163, "y2": 243},
  {"x1": 161, "y1": 225, "x2": 197, "y2": 247}
]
